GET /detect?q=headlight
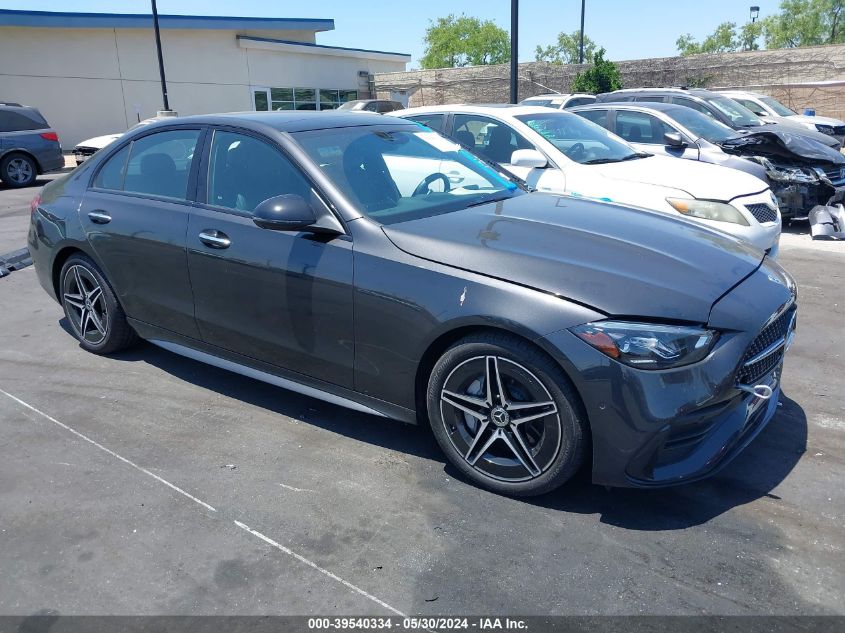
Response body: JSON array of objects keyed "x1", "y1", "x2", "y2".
[
  {"x1": 815, "y1": 124, "x2": 835, "y2": 135},
  {"x1": 666, "y1": 198, "x2": 750, "y2": 226},
  {"x1": 571, "y1": 321, "x2": 719, "y2": 370}
]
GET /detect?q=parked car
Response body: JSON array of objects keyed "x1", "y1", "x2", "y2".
[
  {"x1": 337, "y1": 99, "x2": 404, "y2": 113},
  {"x1": 570, "y1": 101, "x2": 845, "y2": 220},
  {"x1": 73, "y1": 117, "x2": 168, "y2": 165},
  {"x1": 29, "y1": 111, "x2": 796, "y2": 496},
  {"x1": 0, "y1": 102, "x2": 64, "y2": 187},
  {"x1": 519, "y1": 93, "x2": 597, "y2": 109},
  {"x1": 719, "y1": 90, "x2": 845, "y2": 146},
  {"x1": 394, "y1": 104, "x2": 780, "y2": 254},
  {"x1": 596, "y1": 87, "x2": 842, "y2": 150}
]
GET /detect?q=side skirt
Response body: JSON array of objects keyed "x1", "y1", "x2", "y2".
[{"x1": 127, "y1": 319, "x2": 417, "y2": 424}]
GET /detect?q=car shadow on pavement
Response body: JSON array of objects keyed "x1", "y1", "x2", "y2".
[
  {"x1": 80, "y1": 331, "x2": 807, "y2": 531},
  {"x1": 522, "y1": 393, "x2": 808, "y2": 530}
]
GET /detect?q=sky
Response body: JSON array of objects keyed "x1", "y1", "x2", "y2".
[{"x1": 3, "y1": 0, "x2": 786, "y2": 68}]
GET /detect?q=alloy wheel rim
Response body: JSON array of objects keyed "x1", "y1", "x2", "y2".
[
  {"x1": 63, "y1": 265, "x2": 108, "y2": 345},
  {"x1": 6, "y1": 158, "x2": 33, "y2": 184},
  {"x1": 440, "y1": 355, "x2": 562, "y2": 483}
]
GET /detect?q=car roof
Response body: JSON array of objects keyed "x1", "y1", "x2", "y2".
[
  {"x1": 602, "y1": 87, "x2": 718, "y2": 98},
  {"x1": 133, "y1": 110, "x2": 415, "y2": 133},
  {"x1": 396, "y1": 103, "x2": 574, "y2": 117},
  {"x1": 571, "y1": 101, "x2": 687, "y2": 113}
]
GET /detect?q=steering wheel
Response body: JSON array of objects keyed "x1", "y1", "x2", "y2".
[
  {"x1": 564, "y1": 142, "x2": 586, "y2": 161},
  {"x1": 412, "y1": 172, "x2": 451, "y2": 197}
]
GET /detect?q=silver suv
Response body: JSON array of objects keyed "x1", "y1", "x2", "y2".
[{"x1": 0, "y1": 102, "x2": 64, "y2": 188}]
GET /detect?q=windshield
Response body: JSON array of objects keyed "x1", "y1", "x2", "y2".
[
  {"x1": 293, "y1": 126, "x2": 521, "y2": 225},
  {"x1": 514, "y1": 112, "x2": 644, "y2": 164},
  {"x1": 707, "y1": 96, "x2": 762, "y2": 128},
  {"x1": 760, "y1": 96, "x2": 797, "y2": 117},
  {"x1": 668, "y1": 107, "x2": 735, "y2": 143}
]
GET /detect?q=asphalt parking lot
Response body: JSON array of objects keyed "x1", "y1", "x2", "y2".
[{"x1": 0, "y1": 174, "x2": 843, "y2": 617}]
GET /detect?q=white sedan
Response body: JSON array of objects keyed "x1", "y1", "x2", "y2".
[{"x1": 390, "y1": 104, "x2": 781, "y2": 256}]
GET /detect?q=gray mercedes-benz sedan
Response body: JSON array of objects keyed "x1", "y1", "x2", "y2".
[{"x1": 28, "y1": 111, "x2": 797, "y2": 496}]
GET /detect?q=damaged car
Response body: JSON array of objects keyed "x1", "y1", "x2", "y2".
[{"x1": 571, "y1": 101, "x2": 844, "y2": 221}]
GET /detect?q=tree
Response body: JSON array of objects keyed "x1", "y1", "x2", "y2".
[
  {"x1": 535, "y1": 30, "x2": 598, "y2": 64},
  {"x1": 570, "y1": 48, "x2": 622, "y2": 94},
  {"x1": 676, "y1": 22, "x2": 739, "y2": 55},
  {"x1": 420, "y1": 14, "x2": 510, "y2": 69},
  {"x1": 740, "y1": 20, "x2": 764, "y2": 50},
  {"x1": 763, "y1": 0, "x2": 845, "y2": 48}
]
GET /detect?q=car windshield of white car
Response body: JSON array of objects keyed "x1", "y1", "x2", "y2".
[
  {"x1": 515, "y1": 112, "x2": 645, "y2": 164},
  {"x1": 293, "y1": 126, "x2": 521, "y2": 225},
  {"x1": 760, "y1": 96, "x2": 797, "y2": 117}
]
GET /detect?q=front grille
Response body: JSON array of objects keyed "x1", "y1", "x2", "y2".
[
  {"x1": 833, "y1": 125, "x2": 845, "y2": 136},
  {"x1": 745, "y1": 203, "x2": 778, "y2": 224},
  {"x1": 737, "y1": 302, "x2": 796, "y2": 385},
  {"x1": 73, "y1": 146, "x2": 98, "y2": 157},
  {"x1": 822, "y1": 165, "x2": 845, "y2": 186}
]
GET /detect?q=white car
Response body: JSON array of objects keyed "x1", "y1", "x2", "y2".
[
  {"x1": 720, "y1": 90, "x2": 845, "y2": 147},
  {"x1": 391, "y1": 104, "x2": 780, "y2": 255},
  {"x1": 72, "y1": 117, "x2": 169, "y2": 165},
  {"x1": 519, "y1": 93, "x2": 596, "y2": 109}
]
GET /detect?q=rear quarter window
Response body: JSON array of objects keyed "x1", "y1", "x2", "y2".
[{"x1": 0, "y1": 109, "x2": 48, "y2": 132}]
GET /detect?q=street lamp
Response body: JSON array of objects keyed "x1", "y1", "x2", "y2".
[
  {"x1": 151, "y1": 0, "x2": 172, "y2": 113},
  {"x1": 750, "y1": 6, "x2": 760, "y2": 22}
]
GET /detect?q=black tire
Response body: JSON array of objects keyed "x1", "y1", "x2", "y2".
[
  {"x1": 59, "y1": 254, "x2": 138, "y2": 354},
  {"x1": 427, "y1": 332, "x2": 588, "y2": 497},
  {"x1": 0, "y1": 152, "x2": 38, "y2": 188}
]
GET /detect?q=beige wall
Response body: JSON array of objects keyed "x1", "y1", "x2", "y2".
[{"x1": 0, "y1": 25, "x2": 407, "y2": 147}]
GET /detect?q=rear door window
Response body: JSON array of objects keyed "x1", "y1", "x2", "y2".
[
  {"x1": 123, "y1": 129, "x2": 200, "y2": 200},
  {"x1": 672, "y1": 97, "x2": 719, "y2": 120},
  {"x1": 576, "y1": 109, "x2": 610, "y2": 129},
  {"x1": 405, "y1": 114, "x2": 446, "y2": 132},
  {"x1": 93, "y1": 145, "x2": 130, "y2": 191}
]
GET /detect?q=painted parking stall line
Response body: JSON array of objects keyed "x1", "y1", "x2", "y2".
[{"x1": 0, "y1": 387, "x2": 409, "y2": 617}]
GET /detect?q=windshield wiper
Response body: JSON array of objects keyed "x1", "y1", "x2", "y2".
[
  {"x1": 620, "y1": 152, "x2": 652, "y2": 161},
  {"x1": 583, "y1": 152, "x2": 650, "y2": 165},
  {"x1": 466, "y1": 194, "x2": 513, "y2": 208}
]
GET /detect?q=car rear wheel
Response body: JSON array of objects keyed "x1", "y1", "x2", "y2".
[
  {"x1": 427, "y1": 333, "x2": 588, "y2": 496},
  {"x1": 60, "y1": 254, "x2": 137, "y2": 354},
  {"x1": 0, "y1": 153, "x2": 37, "y2": 188}
]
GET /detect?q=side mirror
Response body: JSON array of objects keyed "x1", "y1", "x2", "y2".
[
  {"x1": 663, "y1": 132, "x2": 687, "y2": 148},
  {"x1": 510, "y1": 149, "x2": 548, "y2": 168},
  {"x1": 252, "y1": 194, "x2": 317, "y2": 231}
]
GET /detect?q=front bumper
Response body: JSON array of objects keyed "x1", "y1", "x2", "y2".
[{"x1": 542, "y1": 257, "x2": 796, "y2": 488}]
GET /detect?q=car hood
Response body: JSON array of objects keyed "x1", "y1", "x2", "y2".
[
  {"x1": 746, "y1": 122, "x2": 841, "y2": 149},
  {"x1": 74, "y1": 133, "x2": 121, "y2": 149},
  {"x1": 382, "y1": 193, "x2": 764, "y2": 323},
  {"x1": 789, "y1": 114, "x2": 844, "y2": 127},
  {"x1": 587, "y1": 155, "x2": 767, "y2": 199},
  {"x1": 721, "y1": 129, "x2": 845, "y2": 165}
]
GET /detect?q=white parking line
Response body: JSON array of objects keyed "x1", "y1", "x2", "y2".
[
  {"x1": 0, "y1": 387, "x2": 217, "y2": 512},
  {"x1": 234, "y1": 520, "x2": 407, "y2": 617},
  {"x1": 1, "y1": 387, "x2": 410, "y2": 617}
]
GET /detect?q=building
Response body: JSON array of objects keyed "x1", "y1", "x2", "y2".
[{"x1": 0, "y1": 9, "x2": 410, "y2": 147}]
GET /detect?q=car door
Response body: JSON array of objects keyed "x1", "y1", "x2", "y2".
[
  {"x1": 613, "y1": 110, "x2": 699, "y2": 161},
  {"x1": 186, "y1": 127, "x2": 354, "y2": 388},
  {"x1": 79, "y1": 126, "x2": 203, "y2": 338}
]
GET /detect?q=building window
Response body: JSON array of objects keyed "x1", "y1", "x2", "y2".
[{"x1": 252, "y1": 87, "x2": 358, "y2": 111}]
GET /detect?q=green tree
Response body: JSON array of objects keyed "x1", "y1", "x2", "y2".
[
  {"x1": 420, "y1": 14, "x2": 510, "y2": 69},
  {"x1": 763, "y1": 0, "x2": 845, "y2": 48},
  {"x1": 535, "y1": 30, "x2": 598, "y2": 64},
  {"x1": 570, "y1": 48, "x2": 622, "y2": 94},
  {"x1": 740, "y1": 20, "x2": 764, "y2": 50},
  {"x1": 676, "y1": 22, "x2": 740, "y2": 55}
]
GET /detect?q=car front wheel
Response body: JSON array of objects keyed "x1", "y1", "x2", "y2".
[
  {"x1": 427, "y1": 333, "x2": 588, "y2": 496},
  {"x1": 60, "y1": 254, "x2": 137, "y2": 354}
]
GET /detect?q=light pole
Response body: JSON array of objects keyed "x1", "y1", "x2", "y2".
[
  {"x1": 750, "y1": 5, "x2": 760, "y2": 22},
  {"x1": 579, "y1": 0, "x2": 586, "y2": 64},
  {"x1": 510, "y1": 0, "x2": 518, "y2": 103},
  {"x1": 151, "y1": 0, "x2": 171, "y2": 113}
]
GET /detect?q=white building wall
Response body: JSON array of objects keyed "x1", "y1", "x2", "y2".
[{"x1": 0, "y1": 25, "x2": 407, "y2": 147}]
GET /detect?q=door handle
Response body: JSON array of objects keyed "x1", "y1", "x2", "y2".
[
  {"x1": 87, "y1": 211, "x2": 112, "y2": 224},
  {"x1": 198, "y1": 230, "x2": 231, "y2": 249}
]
